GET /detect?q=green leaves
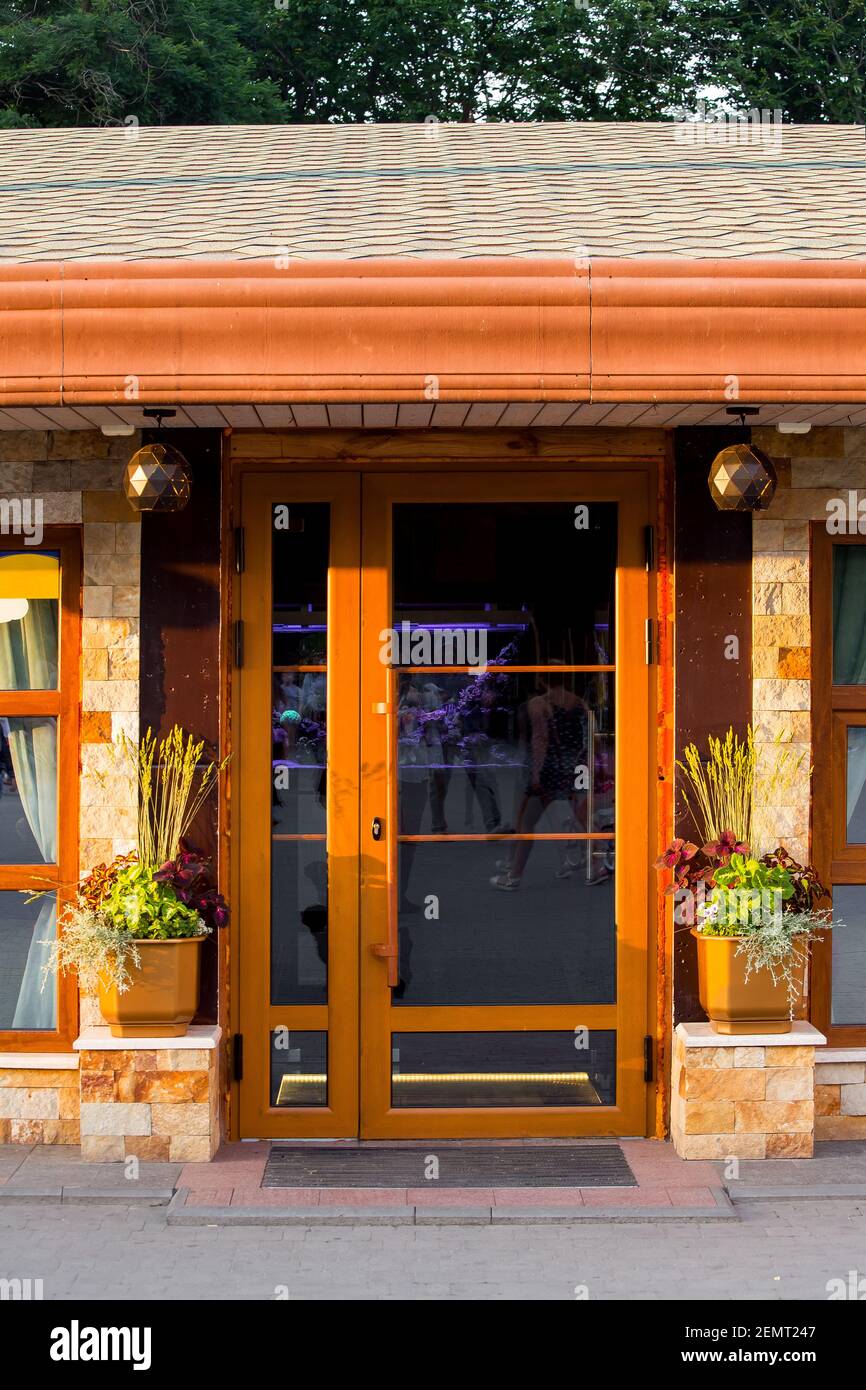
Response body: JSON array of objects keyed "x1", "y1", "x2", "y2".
[
  {"x1": 701, "y1": 852, "x2": 796, "y2": 932},
  {"x1": 102, "y1": 863, "x2": 209, "y2": 940}
]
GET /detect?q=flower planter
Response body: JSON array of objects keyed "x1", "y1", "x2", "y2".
[
  {"x1": 97, "y1": 938, "x2": 204, "y2": 1038},
  {"x1": 692, "y1": 929, "x2": 807, "y2": 1035}
]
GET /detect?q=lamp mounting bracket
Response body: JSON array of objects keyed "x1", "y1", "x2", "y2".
[
  {"x1": 142, "y1": 408, "x2": 177, "y2": 432},
  {"x1": 725, "y1": 406, "x2": 760, "y2": 429}
]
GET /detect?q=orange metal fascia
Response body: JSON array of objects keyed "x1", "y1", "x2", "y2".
[
  {"x1": 1, "y1": 256, "x2": 866, "y2": 407},
  {"x1": 591, "y1": 259, "x2": 866, "y2": 403},
  {"x1": 3, "y1": 258, "x2": 590, "y2": 407}
]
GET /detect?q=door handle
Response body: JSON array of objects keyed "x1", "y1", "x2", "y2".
[{"x1": 370, "y1": 669, "x2": 399, "y2": 986}]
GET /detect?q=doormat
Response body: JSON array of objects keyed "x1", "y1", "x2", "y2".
[{"x1": 262, "y1": 1144, "x2": 637, "y2": 1188}]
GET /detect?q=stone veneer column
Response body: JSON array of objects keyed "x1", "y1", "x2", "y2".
[
  {"x1": 74, "y1": 1026, "x2": 221, "y2": 1162},
  {"x1": 751, "y1": 425, "x2": 866, "y2": 863},
  {"x1": 671, "y1": 1022, "x2": 826, "y2": 1159}
]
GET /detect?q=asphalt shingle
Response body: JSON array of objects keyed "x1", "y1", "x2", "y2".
[{"x1": 1, "y1": 121, "x2": 864, "y2": 262}]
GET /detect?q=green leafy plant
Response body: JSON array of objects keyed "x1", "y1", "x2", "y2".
[
  {"x1": 694, "y1": 851, "x2": 836, "y2": 1019},
  {"x1": 41, "y1": 856, "x2": 209, "y2": 995},
  {"x1": 102, "y1": 862, "x2": 209, "y2": 940},
  {"x1": 699, "y1": 851, "x2": 795, "y2": 933},
  {"x1": 760, "y1": 846, "x2": 827, "y2": 913}
]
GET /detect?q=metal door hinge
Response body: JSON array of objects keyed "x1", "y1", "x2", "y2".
[
  {"x1": 644, "y1": 1035, "x2": 654, "y2": 1084},
  {"x1": 644, "y1": 524, "x2": 655, "y2": 572},
  {"x1": 234, "y1": 525, "x2": 245, "y2": 574},
  {"x1": 644, "y1": 618, "x2": 657, "y2": 665},
  {"x1": 232, "y1": 1033, "x2": 244, "y2": 1083},
  {"x1": 234, "y1": 619, "x2": 244, "y2": 668}
]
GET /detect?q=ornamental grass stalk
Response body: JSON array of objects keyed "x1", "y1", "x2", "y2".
[
  {"x1": 677, "y1": 727, "x2": 756, "y2": 848},
  {"x1": 677, "y1": 726, "x2": 809, "y2": 854},
  {"x1": 123, "y1": 726, "x2": 228, "y2": 872}
]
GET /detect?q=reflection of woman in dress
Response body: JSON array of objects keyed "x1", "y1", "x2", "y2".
[{"x1": 490, "y1": 673, "x2": 588, "y2": 890}]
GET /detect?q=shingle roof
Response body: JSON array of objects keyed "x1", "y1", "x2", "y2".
[{"x1": 1, "y1": 121, "x2": 864, "y2": 262}]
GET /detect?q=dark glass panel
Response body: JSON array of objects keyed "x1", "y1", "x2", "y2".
[
  {"x1": 391, "y1": 1031, "x2": 616, "y2": 1107},
  {"x1": 833, "y1": 545, "x2": 866, "y2": 685},
  {"x1": 397, "y1": 670, "x2": 613, "y2": 836},
  {"x1": 392, "y1": 503, "x2": 616, "y2": 667},
  {"x1": 269, "y1": 1030, "x2": 327, "y2": 1107},
  {"x1": 272, "y1": 503, "x2": 329, "y2": 667},
  {"x1": 270, "y1": 840, "x2": 327, "y2": 1005},
  {"x1": 832, "y1": 887, "x2": 866, "y2": 1025},
  {"x1": 846, "y1": 727, "x2": 866, "y2": 843},
  {"x1": 272, "y1": 670, "x2": 326, "y2": 836},
  {"x1": 394, "y1": 840, "x2": 615, "y2": 1006}
]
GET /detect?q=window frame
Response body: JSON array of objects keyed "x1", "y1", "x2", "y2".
[
  {"x1": 0, "y1": 528, "x2": 80, "y2": 1052},
  {"x1": 811, "y1": 526, "x2": 866, "y2": 1045}
]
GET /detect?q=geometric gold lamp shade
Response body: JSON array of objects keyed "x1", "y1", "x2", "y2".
[
  {"x1": 708, "y1": 443, "x2": 778, "y2": 512},
  {"x1": 123, "y1": 441, "x2": 191, "y2": 514}
]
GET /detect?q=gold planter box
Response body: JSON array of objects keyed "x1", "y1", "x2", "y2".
[
  {"x1": 97, "y1": 938, "x2": 204, "y2": 1038},
  {"x1": 693, "y1": 929, "x2": 807, "y2": 1036}
]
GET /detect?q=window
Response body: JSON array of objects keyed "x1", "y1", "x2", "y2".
[
  {"x1": 0, "y1": 532, "x2": 80, "y2": 1050},
  {"x1": 812, "y1": 531, "x2": 866, "y2": 1043}
]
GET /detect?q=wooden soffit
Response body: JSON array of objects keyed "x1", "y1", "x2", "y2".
[{"x1": 1, "y1": 257, "x2": 865, "y2": 408}]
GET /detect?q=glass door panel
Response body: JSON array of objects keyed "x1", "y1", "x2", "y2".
[
  {"x1": 360, "y1": 472, "x2": 650, "y2": 1138},
  {"x1": 237, "y1": 473, "x2": 360, "y2": 1139}
]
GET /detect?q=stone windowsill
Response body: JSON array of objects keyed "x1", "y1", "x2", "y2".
[
  {"x1": 0, "y1": 1053, "x2": 79, "y2": 1070},
  {"x1": 676, "y1": 1021, "x2": 827, "y2": 1048},
  {"x1": 73, "y1": 1025, "x2": 221, "y2": 1052}
]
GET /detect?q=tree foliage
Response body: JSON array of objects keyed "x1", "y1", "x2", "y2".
[{"x1": 0, "y1": 0, "x2": 862, "y2": 127}]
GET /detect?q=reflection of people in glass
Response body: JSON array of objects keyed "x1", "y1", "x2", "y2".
[
  {"x1": 490, "y1": 672, "x2": 588, "y2": 890},
  {"x1": 272, "y1": 671, "x2": 327, "y2": 816},
  {"x1": 0, "y1": 717, "x2": 14, "y2": 791}
]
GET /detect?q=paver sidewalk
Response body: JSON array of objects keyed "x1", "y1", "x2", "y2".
[{"x1": 4, "y1": 1138, "x2": 866, "y2": 1222}]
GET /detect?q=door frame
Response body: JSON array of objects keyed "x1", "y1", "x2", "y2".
[{"x1": 226, "y1": 430, "x2": 663, "y2": 1141}]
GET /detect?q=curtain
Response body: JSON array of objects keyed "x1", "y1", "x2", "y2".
[
  {"x1": 848, "y1": 728, "x2": 866, "y2": 842},
  {"x1": 835, "y1": 549, "x2": 866, "y2": 848},
  {"x1": 833, "y1": 547, "x2": 866, "y2": 685},
  {"x1": 0, "y1": 597, "x2": 59, "y2": 1029}
]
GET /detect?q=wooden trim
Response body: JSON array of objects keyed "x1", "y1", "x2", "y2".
[
  {"x1": 653, "y1": 433, "x2": 675, "y2": 1140},
  {"x1": 220, "y1": 427, "x2": 235, "y2": 1138},
  {"x1": 0, "y1": 692, "x2": 61, "y2": 716},
  {"x1": 230, "y1": 428, "x2": 664, "y2": 464},
  {"x1": 228, "y1": 436, "x2": 657, "y2": 1139},
  {"x1": 811, "y1": 524, "x2": 866, "y2": 1043},
  {"x1": 0, "y1": 528, "x2": 80, "y2": 1053}
]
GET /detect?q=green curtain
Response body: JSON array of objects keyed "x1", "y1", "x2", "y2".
[
  {"x1": 0, "y1": 597, "x2": 58, "y2": 1029},
  {"x1": 833, "y1": 547, "x2": 866, "y2": 685}
]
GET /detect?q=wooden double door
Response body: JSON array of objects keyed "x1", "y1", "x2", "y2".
[{"x1": 236, "y1": 468, "x2": 651, "y2": 1138}]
